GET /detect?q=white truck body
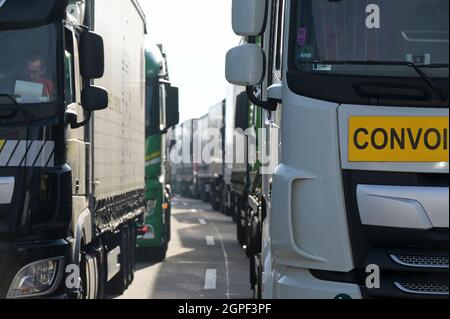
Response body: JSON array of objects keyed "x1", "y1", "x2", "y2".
[{"x1": 93, "y1": 0, "x2": 145, "y2": 199}]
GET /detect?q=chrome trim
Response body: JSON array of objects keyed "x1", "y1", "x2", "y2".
[
  {"x1": 390, "y1": 254, "x2": 449, "y2": 269},
  {"x1": 394, "y1": 282, "x2": 449, "y2": 296}
]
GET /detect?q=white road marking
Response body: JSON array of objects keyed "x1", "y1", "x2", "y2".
[
  {"x1": 199, "y1": 218, "x2": 207, "y2": 225},
  {"x1": 205, "y1": 214, "x2": 231, "y2": 299},
  {"x1": 204, "y1": 269, "x2": 217, "y2": 290},
  {"x1": 206, "y1": 236, "x2": 215, "y2": 246},
  {"x1": 191, "y1": 209, "x2": 197, "y2": 213}
]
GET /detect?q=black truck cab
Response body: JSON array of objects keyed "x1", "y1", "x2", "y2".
[{"x1": 0, "y1": 0, "x2": 104, "y2": 299}]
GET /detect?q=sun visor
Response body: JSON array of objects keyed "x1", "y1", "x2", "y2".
[{"x1": 0, "y1": 0, "x2": 68, "y2": 27}]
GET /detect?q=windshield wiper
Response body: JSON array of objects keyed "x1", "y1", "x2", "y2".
[
  {"x1": 305, "y1": 60, "x2": 448, "y2": 100},
  {"x1": 0, "y1": 94, "x2": 34, "y2": 120}
]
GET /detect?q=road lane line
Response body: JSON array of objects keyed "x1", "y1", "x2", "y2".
[
  {"x1": 206, "y1": 236, "x2": 215, "y2": 246},
  {"x1": 191, "y1": 209, "x2": 198, "y2": 213},
  {"x1": 204, "y1": 269, "x2": 217, "y2": 290},
  {"x1": 199, "y1": 218, "x2": 207, "y2": 225},
  {"x1": 206, "y1": 215, "x2": 231, "y2": 299}
]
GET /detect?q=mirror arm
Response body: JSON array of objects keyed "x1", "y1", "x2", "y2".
[
  {"x1": 71, "y1": 111, "x2": 92, "y2": 129},
  {"x1": 246, "y1": 86, "x2": 278, "y2": 111}
]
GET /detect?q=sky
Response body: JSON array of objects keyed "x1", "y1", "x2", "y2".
[{"x1": 140, "y1": 0, "x2": 240, "y2": 122}]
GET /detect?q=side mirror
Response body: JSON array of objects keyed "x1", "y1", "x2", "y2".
[
  {"x1": 226, "y1": 44, "x2": 265, "y2": 86},
  {"x1": 232, "y1": 0, "x2": 267, "y2": 36},
  {"x1": 235, "y1": 92, "x2": 250, "y2": 130},
  {"x1": 80, "y1": 31, "x2": 105, "y2": 79},
  {"x1": 165, "y1": 86, "x2": 179, "y2": 129},
  {"x1": 81, "y1": 86, "x2": 108, "y2": 112}
]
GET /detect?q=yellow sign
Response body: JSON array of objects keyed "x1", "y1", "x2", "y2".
[{"x1": 349, "y1": 117, "x2": 449, "y2": 162}]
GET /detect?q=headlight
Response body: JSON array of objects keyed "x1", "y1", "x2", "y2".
[{"x1": 7, "y1": 257, "x2": 63, "y2": 299}]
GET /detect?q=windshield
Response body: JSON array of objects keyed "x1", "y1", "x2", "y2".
[
  {"x1": 0, "y1": 24, "x2": 58, "y2": 104},
  {"x1": 291, "y1": 0, "x2": 449, "y2": 77}
]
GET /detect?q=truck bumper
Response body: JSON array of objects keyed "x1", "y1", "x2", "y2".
[{"x1": 0, "y1": 238, "x2": 75, "y2": 299}]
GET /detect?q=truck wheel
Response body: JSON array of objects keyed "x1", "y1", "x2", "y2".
[
  {"x1": 93, "y1": 243, "x2": 107, "y2": 299},
  {"x1": 79, "y1": 247, "x2": 100, "y2": 299},
  {"x1": 154, "y1": 244, "x2": 168, "y2": 262},
  {"x1": 165, "y1": 204, "x2": 172, "y2": 242},
  {"x1": 200, "y1": 184, "x2": 207, "y2": 202},
  {"x1": 246, "y1": 214, "x2": 261, "y2": 258},
  {"x1": 253, "y1": 255, "x2": 263, "y2": 299},
  {"x1": 211, "y1": 185, "x2": 221, "y2": 211},
  {"x1": 249, "y1": 254, "x2": 257, "y2": 292},
  {"x1": 211, "y1": 201, "x2": 220, "y2": 212},
  {"x1": 126, "y1": 224, "x2": 135, "y2": 285},
  {"x1": 231, "y1": 197, "x2": 238, "y2": 223},
  {"x1": 236, "y1": 222, "x2": 246, "y2": 247}
]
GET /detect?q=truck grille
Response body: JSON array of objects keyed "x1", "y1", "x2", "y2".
[
  {"x1": 391, "y1": 254, "x2": 449, "y2": 269},
  {"x1": 394, "y1": 282, "x2": 449, "y2": 296},
  {"x1": 342, "y1": 170, "x2": 449, "y2": 299}
]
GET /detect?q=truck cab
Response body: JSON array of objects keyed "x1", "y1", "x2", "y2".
[
  {"x1": 0, "y1": 0, "x2": 108, "y2": 298},
  {"x1": 138, "y1": 43, "x2": 179, "y2": 261},
  {"x1": 226, "y1": 0, "x2": 449, "y2": 299}
]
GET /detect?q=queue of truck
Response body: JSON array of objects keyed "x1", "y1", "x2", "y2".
[
  {"x1": 171, "y1": 0, "x2": 449, "y2": 299},
  {"x1": 0, "y1": 0, "x2": 448, "y2": 301}
]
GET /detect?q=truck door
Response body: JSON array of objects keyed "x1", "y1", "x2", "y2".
[{"x1": 64, "y1": 27, "x2": 90, "y2": 218}]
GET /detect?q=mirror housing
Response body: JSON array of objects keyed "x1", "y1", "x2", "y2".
[
  {"x1": 80, "y1": 31, "x2": 105, "y2": 79},
  {"x1": 232, "y1": 0, "x2": 267, "y2": 36},
  {"x1": 235, "y1": 92, "x2": 250, "y2": 130},
  {"x1": 81, "y1": 86, "x2": 108, "y2": 112},
  {"x1": 226, "y1": 44, "x2": 265, "y2": 86},
  {"x1": 165, "y1": 86, "x2": 179, "y2": 130}
]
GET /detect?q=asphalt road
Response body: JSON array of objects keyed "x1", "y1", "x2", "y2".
[{"x1": 111, "y1": 196, "x2": 253, "y2": 299}]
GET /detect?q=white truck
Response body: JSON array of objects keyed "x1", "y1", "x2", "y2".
[{"x1": 226, "y1": 0, "x2": 449, "y2": 299}]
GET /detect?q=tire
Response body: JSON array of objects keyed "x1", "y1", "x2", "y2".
[
  {"x1": 231, "y1": 196, "x2": 238, "y2": 223},
  {"x1": 236, "y1": 222, "x2": 246, "y2": 247},
  {"x1": 93, "y1": 243, "x2": 106, "y2": 299},
  {"x1": 79, "y1": 248, "x2": 100, "y2": 299},
  {"x1": 246, "y1": 213, "x2": 260, "y2": 258},
  {"x1": 126, "y1": 224, "x2": 135, "y2": 286},
  {"x1": 211, "y1": 183, "x2": 221, "y2": 211},
  {"x1": 249, "y1": 254, "x2": 257, "y2": 292},
  {"x1": 200, "y1": 183, "x2": 207, "y2": 202},
  {"x1": 211, "y1": 200, "x2": 220, "y2": 212},
  {"x1": 253, "y1": 255, "x2": 263, "y2": 299},
  {"x1": 165, "y1": 202, "x2": 171, "y2": 242}
]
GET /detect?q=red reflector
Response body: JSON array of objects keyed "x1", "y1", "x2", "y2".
[{"x1": 139, "y1": 226, "x2": 149, "y2": 233}]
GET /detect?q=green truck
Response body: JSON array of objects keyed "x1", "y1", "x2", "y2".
[{"x1": 137, "y1": 43, "x2": 179, "y2": 261}]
